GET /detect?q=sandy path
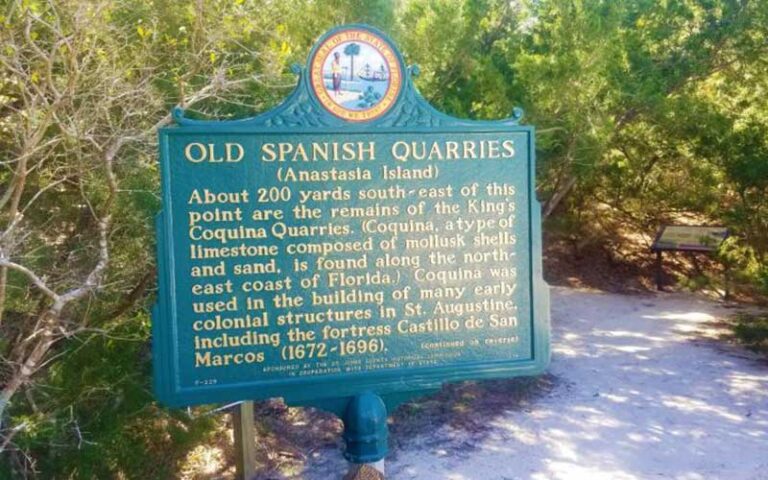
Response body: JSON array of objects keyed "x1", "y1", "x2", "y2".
[{"x1": 379, "y1": 288, "x2": 768, "y2": 480}]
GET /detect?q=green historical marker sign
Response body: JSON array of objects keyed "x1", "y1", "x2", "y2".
[{"x1": 153, "y1": 25, "x2": 550, "y2": 418}]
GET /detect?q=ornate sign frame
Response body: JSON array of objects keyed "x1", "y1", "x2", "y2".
[{"x1": 153, "y1": 25, "x2": 550, "y2": 416}]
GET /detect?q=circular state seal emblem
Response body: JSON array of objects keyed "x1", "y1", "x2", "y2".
[{"x1": 310, "y1": 27, "x2": 403, "y2": 122}]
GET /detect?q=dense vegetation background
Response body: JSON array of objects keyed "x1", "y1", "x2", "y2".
[{"x1": 1, "y1": 0, "x2": 766, "y2": 477}]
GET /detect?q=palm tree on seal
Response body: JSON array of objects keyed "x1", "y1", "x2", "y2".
[{"x1": 343, "y1": 43, "x2": 361, "y2": 81}]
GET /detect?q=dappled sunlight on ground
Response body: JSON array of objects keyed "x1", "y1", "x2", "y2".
[
  {"x1": 181, "y1": 444, "x2": 227, "y2": 478},
  {"x1": 378, "y1": 288, "x2": 768, "y2": 480},
  {"x1": 207, "y1": 288, "x2": 767, "y2": 479},
  {"x1": 645, "y1": 311, "x2": 717, "y2": 322}
]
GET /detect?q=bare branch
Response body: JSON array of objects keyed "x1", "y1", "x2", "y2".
[
  {"x1": 0, "y1": 258, "x2": 59, "y2": 301},
  {"x1": 0, "y1": 421, "x2": 28, "y2": 452}
]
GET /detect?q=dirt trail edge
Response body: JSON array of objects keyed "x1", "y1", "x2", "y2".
[{"x1": 298, "y1": 288, "x2": 768, "y2": 480}]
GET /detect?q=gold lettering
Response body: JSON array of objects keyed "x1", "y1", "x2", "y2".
[
  {"x1": 502, "y1": 140, "x2": 515, "y2": 157},
  {"x1": 184, "y1": 143, "x2": 207, "y2": 162},
  {"x1": 446, "y1": 141, "x2": 459, "y2": 159},
  {"x1": 261, "y1": 143, "x2": 277, "y2": 162},
  {"x1": 294, "y1": 143, "x2": 309, "y2": 162},
  {"x1": 463, "y1": 140, "x2": 477, "y2": 158},
  {"x1": 312, "y1": 142, "x2": 328, "y2": 161}
]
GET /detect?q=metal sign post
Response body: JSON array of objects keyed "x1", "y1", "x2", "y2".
[
  {"x1": 342, "y1": 392, "x2": 388, "y2": 478},
  {"x1": 233, "y1": 401, "x2": 257, "y2": 480}
]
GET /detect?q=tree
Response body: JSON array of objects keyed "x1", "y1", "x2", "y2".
[
  {"x1": 0, "y1": 0, "x2": 290, "y2": 475},
  {"x1": 344, "y1": 42, "x2": 361, "y2": 80},
  {"x1": 395, "y1": 0, "x2": 768, "y2": 289},
  {"x1": 0, "y1": 0, "x2": 395, "y2": 475}
]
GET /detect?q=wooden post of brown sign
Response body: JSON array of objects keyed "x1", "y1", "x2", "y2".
[
  {"x1": 655, "y1": 251, "x2": 664, "y2": 291},
  {"x1": 233, "y1": 401, "x2": 257, "y2": 480}
]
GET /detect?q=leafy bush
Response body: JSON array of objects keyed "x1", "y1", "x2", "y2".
[
  {"x1": 6, "y1": 313, "x2": 217, "y2": 478},
  {"x1": 732, "y1": 314, "x2": 768, "y2": 354}
]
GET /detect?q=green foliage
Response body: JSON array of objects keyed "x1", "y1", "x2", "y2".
[
  {"x1": 2, "y1": 0, "x2": 768, "y2": 477},
  {"x1": 9, "y1": 314, "x2": 217, "y2": 478},
  {"x1": 732, "y1": 313, "x2": 768, "y2": 354},
  {"x1": 344, "y1": 42, "x2": 361, "y2": 80},
  {"x1": 396, "y1": 0, "x2": 768, "y2": 292}
]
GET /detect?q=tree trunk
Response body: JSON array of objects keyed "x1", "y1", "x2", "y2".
[
  {"x1": 0, "y1": 311, "x2": 58, "y2": 432},
  {"x1": 543, "y1": 175, "x2": 577, "y2": 219},
  {"x1": 0, "y1": 154, "x2": 30, "y2": 327}
]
